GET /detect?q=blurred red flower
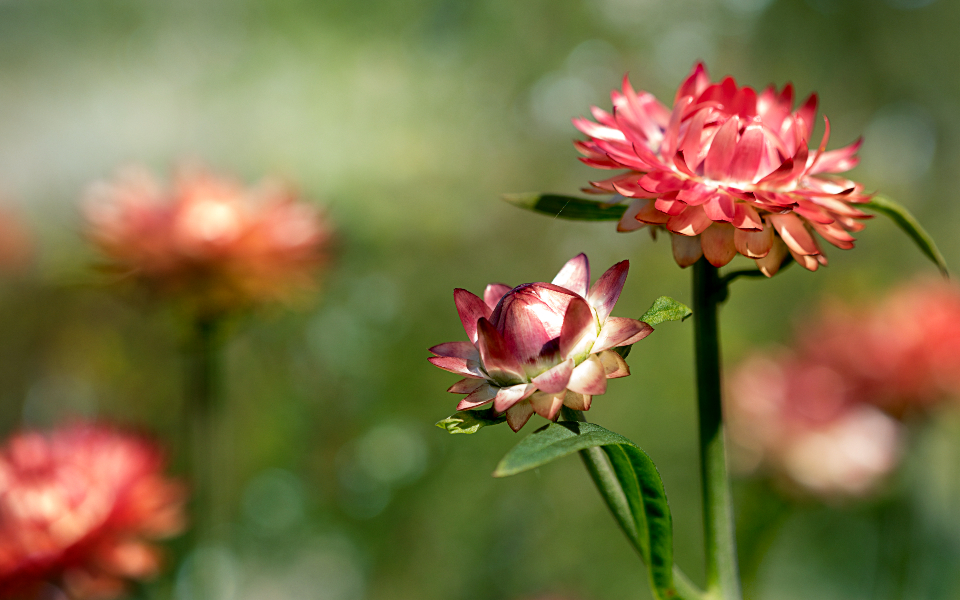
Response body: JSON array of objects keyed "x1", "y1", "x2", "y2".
[
  {"x1": 575, "y1": 63, "x2": 870, "y2": 275},
  {"x1": 796, "y1": 280, "x2": 960, "y2": 417},
  {"x1": 727, "y1": 280, "x2": 960, "y2": 498},
  {"x1": 0, "y1": 424, "x2": 185, "y2": 599},
  {"x1": 84, "y1": 165, "x2": 331, "y2": 316}
]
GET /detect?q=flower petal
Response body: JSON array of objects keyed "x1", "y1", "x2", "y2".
[
  {"x1": 454, "y1": 288, "x2": 491, "y2": 343},
  {"x1": 593, "y1": 317, "x2": 653, "y2": 353},
  {"x1": 598, "y1": 350, "x2": 630, "y2": 379},
  {"x1": 567, "y1": 355, "x2": 608, "y2": 396},
  {"x1": 483, "y1": 284, "x2": 512, "y2": 311},
  {"x1": 617, "y1": 199, "x2": 648, "y2": 232},
  {"x1": 635, "y1": 199, "x2": 671, "y2": 224},
  {"x1": 532, "y1": 358, "x2": 575, "y2": 394},
  {"x1": 790, "y1": 248, "x2": 821, "y2": 272},
  {"x1": 456, "y1": 383, "x2": 498, "y2": 410},
  {"x1": 701, "y1": 223, "x2": 737, "y2": 267},
  {"x1": 506, "y1": 401, "x2": 535, "y2": 432},
  {"x1": 734, "y1": 223, "x2": 774, "y2": 258},
  {"x1": 667, "y1": 205, "x2": 713, "y2": 236},
  {"x1": 769, "y1": 213, "x2": 819, "y2": 256},
  {"x1": 429, "y1": 341, "x2": 480, "y2": 361},
  {"x1": 704, "y1": 117, "x2": 740, "y2": 181},
  {"x1": 477, "y1": 318, "x2": 526, "y2": 384},
  {"x1": 728, "y1": 122, "x2": 764, "y2": 183},
  {"x1": 551, "y1": 253, "x2": 590, "y2": 297},
  {"x1": 587, "y1": 260, "x2": 629, "y2": 323},
  {"x1": 671, "y1": 233, "x2": 703, "y2": 268},
  {"x1": 755, "y1": 237, "x2": 789, "y2": 277},
  {"x1": 732, "y1": 203, "x2": 763, "y2": 231},
  {"x1": 562, "y1": 391, "x2": 592, "y2": 412},
  {"x1": 559, "y1": 296, "x2": 597, "y2": 359},
  {"x1": 428, "y1": 356, "x2": 484, "y2": 378},
  {"x1": 530, "y1": 391, "x2": 565, "y2": 420},
  {"x1": 493, "y1": 383, "x2": 538, "y2": 413},
  {"x1": 447, "y1": 378, "x2": 485, "y2": 394}
]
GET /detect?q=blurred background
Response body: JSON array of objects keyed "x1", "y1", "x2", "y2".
[{"x1": 0, "y1": 0, "x2": 958, "y2": 598}]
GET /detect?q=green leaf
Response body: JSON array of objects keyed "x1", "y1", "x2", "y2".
[
  {"x1": 494, "y1": 422, "x2": 676, "y2": 600},
  {"x1": 435, "y1": 408, "x2": 505, "y2": 434},
  {"x1": 503, "y1": 193, "x2": 627, "y2": 221},
  {"x1": 614, "y1": 296, "x2": 692, "y2": 359},
  {"x1": 639, "y1": 296, "x2": 693, "y2": 327},
  {"x1": 862, "y1": 195, "x2": 949, "y2": 276}
]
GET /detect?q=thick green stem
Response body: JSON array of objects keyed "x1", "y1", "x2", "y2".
[
  {"x1": 185, "y1": 316, "x2": 221, "y2": 547},
  {"x1": 560, "y1": 407, "x2": 704, "y2": 600},
  {"x1": 692, "y1": 259, "x2": 741, "y2": 600}
]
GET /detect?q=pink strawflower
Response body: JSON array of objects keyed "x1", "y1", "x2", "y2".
[
  {"x1": 727, "y1": 353, "x2": 902, "y2": 499},
  {"x1": 796, "y1": 280, "x2": 960, "y2": 417},
  {"x1": 84, "y1": 165, "x2": 331, "y2": 316},
  {"x1": 575, "y1": 63, "x2": 870, "y2": 275},
  {"x1": 0, "y1": 424, "x2": 186, "y2": 599},
  {"x1": 430, "y1": 254, "x2": 652, "y2": 431}
]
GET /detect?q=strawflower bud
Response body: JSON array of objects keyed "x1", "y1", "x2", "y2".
[
  {"x1": 84, "y1": 165, "x2": 331, "y2": 316},
  {"x1": 574, "y1": 63, "x2": 870, "y2": 275},
  {"x1": 429, "y1": 254, "x2": 652, "y2": 431},
  {"x1": 0, "y1": 424, "x2": 186, "y2": 599}
]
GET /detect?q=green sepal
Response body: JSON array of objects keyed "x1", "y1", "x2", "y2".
[
  {"x1": 862, "y1": 195, "x2": 948, "y2": 276},
  {"x1": 435, "y1": 408, "x2": 506, "y2": 434},
  {"x1": 503, "y1": 193, "x2": 628, "y2": 221},
  {"x1": 493, "y1": 421, "x2": 677, "y2": 600}
]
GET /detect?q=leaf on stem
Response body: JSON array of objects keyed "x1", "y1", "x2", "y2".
[
  {"x1": 639, "y1": 296, "x2": 693, "y2": 326},
  {"x1": 503, "y1": 193, "x2": 628, "y2": 221},
  {"x1": 862, "y1": 195, "x2": 949, "y2": 276},
  {"x1": 493, "y1": 421, "x2": 677, "y2": 600},
  {"x1": 436, "y1": 408, "x2": 506, "y2": 434},
  {"x1": 615, "y1": 296, "x2": 692, "y2": 359}
]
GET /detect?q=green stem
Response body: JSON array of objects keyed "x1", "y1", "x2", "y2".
[
  {"x1": 185, "y1": 315, "x2": 221, "y2": 547},
  {"x1": 560, "y1": 407, "x2": 704, "y2": 600},
  {"x1": 692, "y1": 258, "x2": 741, "y2": 600}
]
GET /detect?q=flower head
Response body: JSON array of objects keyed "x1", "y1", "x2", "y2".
[
  {"x1": 795, "y1": 280, "x2": 960, "y2": 417},
  {"x1": 575, "y1": 63, "x2": 870, "y2": 275},
  {"x1": 84, "y1": 165, "x2": 331, "y2": 316},
  {"x1": 728, "y1": 353, "x2": 902, "y2": 499},
  {"x1": 0, "y1": 424, "x2": 186, "y2": 599},
  {"x1": 429, "y1": 254, "x2": 652, "y2": 431}
]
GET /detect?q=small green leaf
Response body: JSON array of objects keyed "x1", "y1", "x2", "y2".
[
  {"x1": 862, "y1": 195, "x2": 948, "y2": 276},
  {"x1": 494, "y1": 422, "x2": 677, "y2": 600},
  {"x1": 613, "y1": 297, "x2": 692, "y2": 359},
  {"x1": 436, "y1": 408, "x2": 505, "y2": 434},
  {"x1": 639, "y1": 296, "x2": 693, "y2": 327},
  {"x1": 503, "y1": 193, "x2": 627, "y2": 221}
]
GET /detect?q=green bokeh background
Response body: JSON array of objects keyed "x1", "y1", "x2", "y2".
[{"x1": 0, "y1": 0, "x2": 958, "y2": 598}]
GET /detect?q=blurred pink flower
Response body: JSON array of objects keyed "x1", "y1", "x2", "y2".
[
  {"x1": 430, "y1": 254, "x2": 652, "y2": 431},
  {"x1": 574, "y1": 63, "x2": 870, "y2": 275},
  {"x1": 796, "y1": 280, "x2": 960, "y2": 417},
  {"x1": 84, "y1": 165, "x2": 331, "y2": 316},
  {"x1": 0, "y1": 424, "x2": 185, "y2": 599},
  {"x1": 727, "y1": 353, "x2": 902, "y2": 499}
]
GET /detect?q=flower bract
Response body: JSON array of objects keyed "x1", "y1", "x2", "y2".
[
  {"x1": 575, "y1": 63, "x2": 870, "y2": 275},
  {"x1": 429, "y1": 254, "x2": 652, "y2": 431}
]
